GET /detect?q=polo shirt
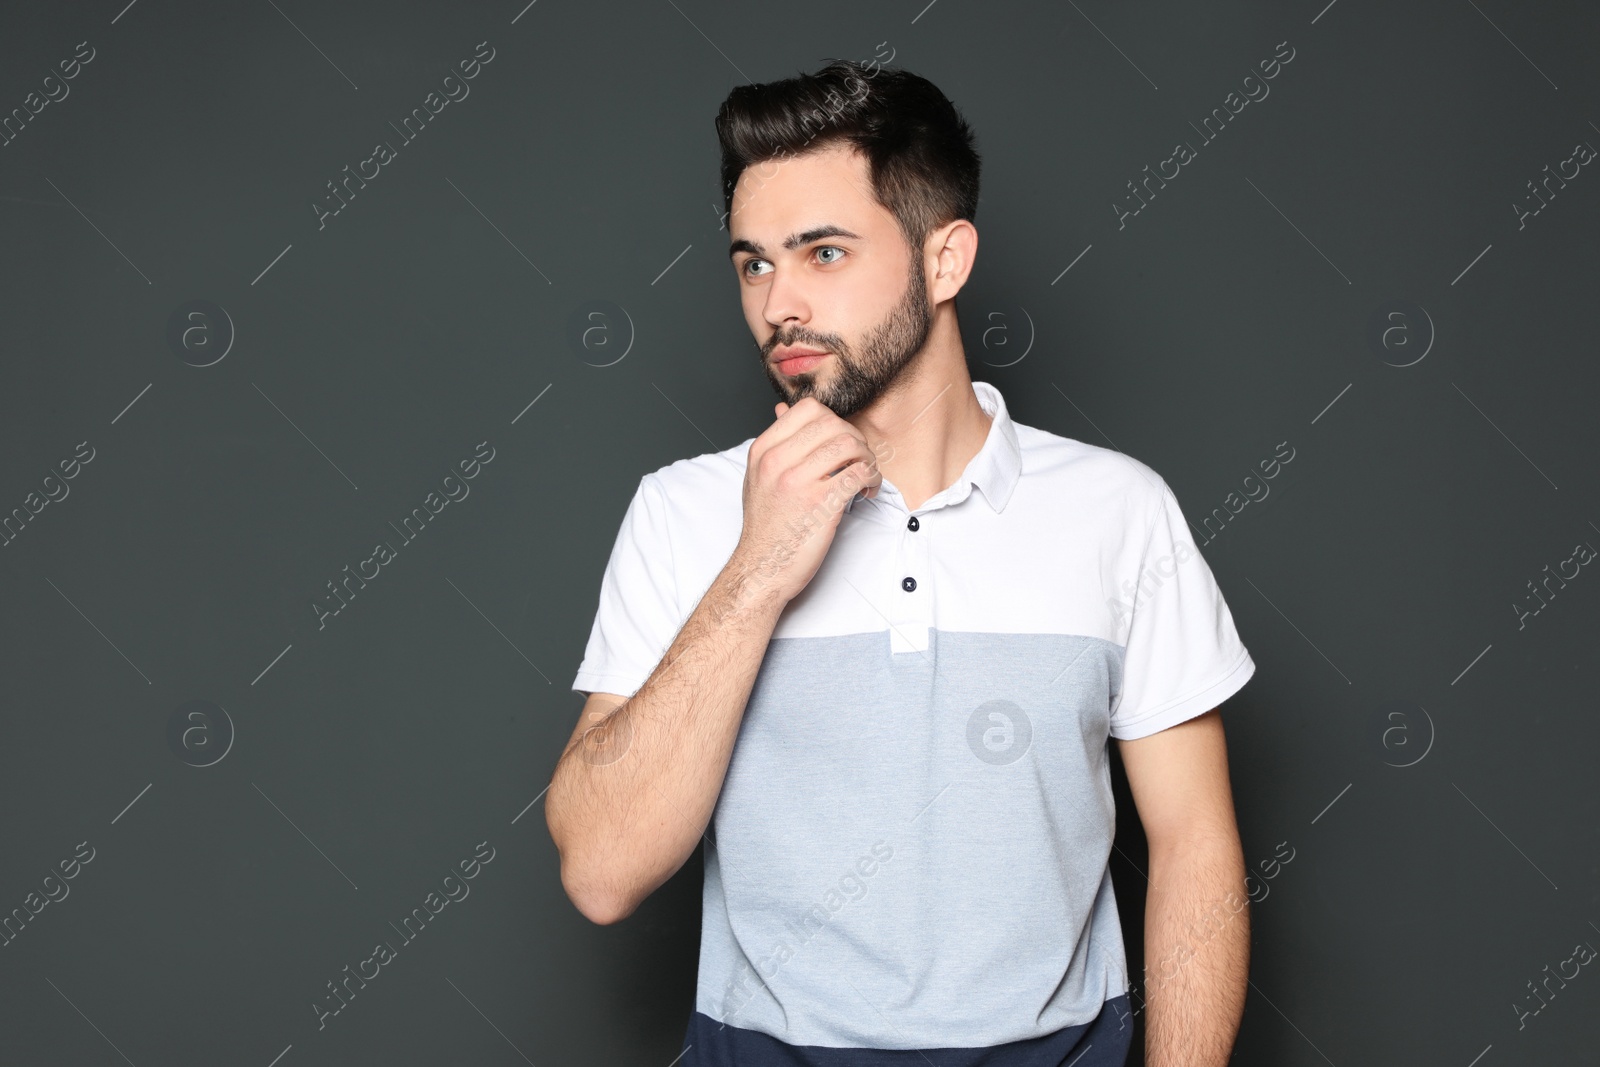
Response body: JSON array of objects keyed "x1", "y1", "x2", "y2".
[{"x1": 571, "y1": 378, "x2": 1256, "y2": 1066}]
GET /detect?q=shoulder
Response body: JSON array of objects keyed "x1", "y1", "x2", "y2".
[
  {"x1": 631, "y1": 437, "x2": 753, "y2": 537},
  {"x1": 623, "y1": 440, "x2": 750, "y2": 588},
  {"x1": 1012, "y1": 418, "x2": 1169, "y2": 521},
  {"x1": 643, "y1": 436, "x2": 752, "y2": 499}
]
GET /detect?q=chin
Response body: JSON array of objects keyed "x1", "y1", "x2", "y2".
[{"x1": 769, "y1": 368, "x2": 818, "y2": 402}]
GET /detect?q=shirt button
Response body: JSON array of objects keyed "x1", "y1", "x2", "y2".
[
  {"x1": 907, "y1": 516, "x2": 919, "y2": 531},
  {"x1": 902, "y1": 576, "x2": 917, "y2": 592}
]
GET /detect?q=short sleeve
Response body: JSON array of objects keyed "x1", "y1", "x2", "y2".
[
  {"x1": 1109, "y1": 477, "x2": 1255, "y2": 740},
  {"x1": 571, "y1": 473, "x2": 682, "y2": 700}
]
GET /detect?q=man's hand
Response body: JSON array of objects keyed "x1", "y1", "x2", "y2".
[{"x1": 732, "y1": 397, "x2": 884, "y2": 605}]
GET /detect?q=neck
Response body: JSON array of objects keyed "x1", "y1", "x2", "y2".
[{"x1": 848, "y1": 306, "x2": 992, "y2": 513}]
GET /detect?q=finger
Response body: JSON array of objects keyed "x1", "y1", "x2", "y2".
[
  {"x1": 832, "y1": 458, "x2": 885, "y2": 503},
  {"x1": 760, "y1": 396, "x2": 847, "y2": 461},
  {"x1": 808, "y1": 434, "x2": 879, "y2": 483}
]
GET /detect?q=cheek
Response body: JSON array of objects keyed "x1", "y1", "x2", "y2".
[
  {"x1": 829, "y1": 283, "x2": 864, "y2": 318},
  {"x1": 739, "y1": 286, "x2": 765, "y2": 329},
  {"x1": 832, "y1": 269, "x2": 898, "y2": 328}
]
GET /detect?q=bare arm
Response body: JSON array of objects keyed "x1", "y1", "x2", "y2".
[
  {"x1": 546, "y1": 397, "x2": 884, "y2": 925},
  {"x1": 546, "y1": 555, "x2": 787, "y2": 925},
  {"x1": 1117, "y1": 709, "x2": 1250, "y2": 1066}
]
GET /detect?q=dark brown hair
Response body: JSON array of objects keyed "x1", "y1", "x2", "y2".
[{"x1": 715, "y1": 59, "x2": 982, "y2": 255}]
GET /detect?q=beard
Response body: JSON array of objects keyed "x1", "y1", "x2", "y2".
[{"x1": 761, "y1": 248, "x2": 933, "y2": 419}]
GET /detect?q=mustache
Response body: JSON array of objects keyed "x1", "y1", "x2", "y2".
[{"x1": 765, "y1": 335, "x2": 842, "y2": 358}]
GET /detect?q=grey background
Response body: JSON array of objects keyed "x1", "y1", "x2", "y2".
[{"x1": 2, "y1": 0, "x2": 1596, "y2": 1064}]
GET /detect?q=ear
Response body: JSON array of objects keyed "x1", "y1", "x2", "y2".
[{"x1": 925, "y1": 218, "x2": 978, "y2": 305}]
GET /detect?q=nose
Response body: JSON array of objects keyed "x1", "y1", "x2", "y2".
[{"x1": 761, "y1": 263, "x2": 810, "y2": 332}]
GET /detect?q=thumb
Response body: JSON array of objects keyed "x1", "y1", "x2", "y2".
[{"x1": 775, "y1": 402, "x2": 789, "y2": 417}]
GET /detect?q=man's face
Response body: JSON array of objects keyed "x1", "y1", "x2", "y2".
[{"x1": 727, "y1": 143, "x2": 933, "y2": 419}]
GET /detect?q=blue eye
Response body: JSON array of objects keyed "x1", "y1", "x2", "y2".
[{"x1": 742, "y1": 246, "x2": 845, "y2": 277}]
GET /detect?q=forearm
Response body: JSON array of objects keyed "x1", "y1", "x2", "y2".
[
  {"x1": 1141, "y1": 835, "x2": 1251, "y2": 1067},
  {"x1": 548, "y1": 555, "x2": 785, "y2": 922}
]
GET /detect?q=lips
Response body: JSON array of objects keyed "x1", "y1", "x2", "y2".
[
  {"x1": 773, "y1": 346, "x2": 829, "y2": 376},
  {"x1": 776, "y1": 353, "x2": 827, "y2": 375}
]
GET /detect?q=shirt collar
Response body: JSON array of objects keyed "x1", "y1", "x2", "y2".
[{"x1": 844, "y1": 379, "x2": 1022, "y2": 515}]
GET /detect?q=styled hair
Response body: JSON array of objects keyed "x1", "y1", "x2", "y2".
[{"x1": 714, "y1": 59, "x2": 981, "y2": 256}]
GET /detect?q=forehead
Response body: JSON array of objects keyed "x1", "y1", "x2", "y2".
[{"x1": 728, "y1": 143, "x2": 889, "y2": 239}]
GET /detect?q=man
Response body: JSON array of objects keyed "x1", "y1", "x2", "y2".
[{"x1": 547, "y1": 59, "x2": 1255, "y2": 1067}]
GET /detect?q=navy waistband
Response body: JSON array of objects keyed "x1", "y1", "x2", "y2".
[{"x1": 676, "y1": 994, "x2": 1132, "y2": 1067}]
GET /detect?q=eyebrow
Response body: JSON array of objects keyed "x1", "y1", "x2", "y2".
[{"x1": 728, "y1": 224, "x2": 863, "y2": 261}]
